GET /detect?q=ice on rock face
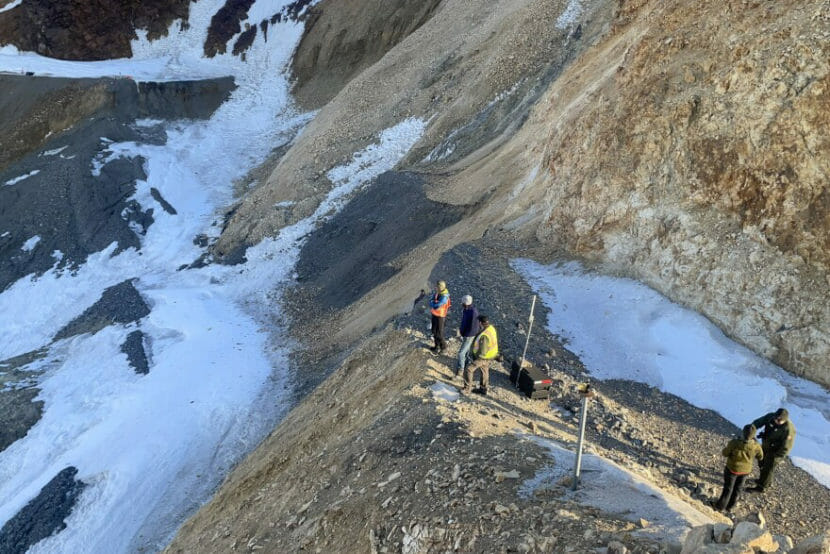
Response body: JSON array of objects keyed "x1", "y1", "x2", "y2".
[
  {"x1": 4, "y1": 170, "x2": 40, "y2": 186},
  {"x1": 514, "y1": 259, "x2": 830, "y2": 490},
  {"x1": 19, "y1": 235, "x2": 40, "y2": 252}
]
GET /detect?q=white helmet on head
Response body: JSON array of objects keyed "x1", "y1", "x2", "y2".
[{"x1": 462, "y1": 295, "x2": 473, "y2": 305}]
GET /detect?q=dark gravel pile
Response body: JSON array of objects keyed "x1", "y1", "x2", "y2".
[
  {"x1": 54, "y1": 279, "x2": 150, "y2": 341},
  {"x1": 0, "y1": 466, "x2": 86, "y2": 554}
]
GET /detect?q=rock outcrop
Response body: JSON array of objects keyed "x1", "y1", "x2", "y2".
[
  {"x1": 0, "y1": 0, "x2": 191, "y2": 60},
  {"x1": 682, "y1": 519, "x2": 830, "y2": 554},
  {"x1": 531, "y1": 0, "x2": 830, "y2": 386}
]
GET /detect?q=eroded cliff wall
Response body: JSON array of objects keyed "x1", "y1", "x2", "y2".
[
  {"x1": 214, "y1": 0, "x2": 829, "y2": 387},
  {"x1": 530, "y1": 0, "x2": 830, "y2": 385}
]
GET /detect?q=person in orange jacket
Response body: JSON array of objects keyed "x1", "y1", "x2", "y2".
[{"x1": 428, "y1": 280, "x2": 451, "y2": 353}]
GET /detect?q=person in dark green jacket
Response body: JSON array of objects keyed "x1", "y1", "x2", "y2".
[
  {"x1": 750, "y1": 408, "x2": 796, "y2": 492},
  {"x1": 713, "y1": 424, "x2": 763, "y2": 511}
]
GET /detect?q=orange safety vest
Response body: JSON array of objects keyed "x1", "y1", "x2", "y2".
[
  {"x1": 430, "y1": 289, "x2": 451, "y2": 317},
  {"x1": 473, "y1": 325, "x2": 499, "y2": 359}
]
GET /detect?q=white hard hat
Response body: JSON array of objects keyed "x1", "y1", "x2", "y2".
[{"x1": 462, "y1": 295, "x2": 473, "y2": 305}]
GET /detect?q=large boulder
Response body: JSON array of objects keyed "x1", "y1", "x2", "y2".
[
  {"x1": 714, "y1": 522, "x2": 733, "y2": 544},
  {"x1": 730, "y1": 521, "x2": 778, "y2": 553},
  {"x1": 772, "y1": 534, "x2": 794, "y2": 553},
  {"x1": 681, "y1": 524, "x2": 714, "y2": 554},
  {"x1": 790, "y1": 532, "x2": 830, "y2": 554}
]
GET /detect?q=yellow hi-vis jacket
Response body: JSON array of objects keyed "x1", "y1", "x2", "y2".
[{"x1": 473, "y1": 325, "x2": 498, "y2": 359}]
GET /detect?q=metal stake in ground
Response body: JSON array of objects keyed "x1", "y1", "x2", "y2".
[
  {"x1": 516, "y1": 295, "x2": 536, "y2": 389},
  {"x1": 572, "y1": 383, "x2": 596, "y2": 490}
]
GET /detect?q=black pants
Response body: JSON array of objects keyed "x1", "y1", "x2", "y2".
[
  {"x1": 758, "y1": 449, "x2": 781, "y2": 490},
  {"x1": 715, "y1": 467, "x2": 747, "y2": 511},
  {"x1": 431, "y1": 315, "x2": 446, "y2": 351}
]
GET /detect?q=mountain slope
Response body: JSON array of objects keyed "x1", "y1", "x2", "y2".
[{"x1": 217, "y1": 0, "x2": 830, "y2": 389}]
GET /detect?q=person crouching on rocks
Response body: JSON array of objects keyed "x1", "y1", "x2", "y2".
[
  {"x1": 429, "y1": 280, "x2": 451, "y2": 353},
  {"x1": 462, "y1": 315, "x2": 498, "y2": 396},
  {"x1": 456, "y1": 295, "x2": 480, "y2": 378},
  {"x1": 713, "y1": 424, "x2": 763, "y2": 512}
]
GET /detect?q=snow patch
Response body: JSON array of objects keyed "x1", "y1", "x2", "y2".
[
  {"x1": 556, "y1": 0, "x2": 582, "y2": 29},
  {"x1": 521, "y1": 435, "x2": 712, "y2": 542},
  {"x1": 4, "y1": 169, "x2": 40, "y2": 186},
  {"x1": 326, "y1": 118, "x2": 426, "y2": 202},
  {"x1": 514, "y1": 259, "x2": 830, "y2": 489},
  {"x1": 20, "y1": 235, "x2": 40, "y2": 252},
  {"x1": 0, "y1": 0, "x2": 23, "y2": 14},
  {"x1": 41, "y1": 145, "x2": 68, "y2": 157},
  {"x1": 430, "y1": 382, "x2": 460, "y2": 402}
]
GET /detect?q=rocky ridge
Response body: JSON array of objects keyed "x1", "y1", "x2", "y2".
[{"x1": 166, "y1": 236, "x2": 830, "y2": 552}]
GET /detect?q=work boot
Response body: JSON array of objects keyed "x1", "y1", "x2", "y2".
[{"x1": 747, "y1": 485, "x2": 765, "y2": 493}]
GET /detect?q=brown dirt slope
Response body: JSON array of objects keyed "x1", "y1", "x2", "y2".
[
  {"x1": 214, "y1": 0, "x2": 616, "y2": 255},
  {"x1": 289, "y1": 0, "x2": 443, "y2": 109},
  {"x1": 218, "y1": 0, "x2": 830, "y2": 386}
]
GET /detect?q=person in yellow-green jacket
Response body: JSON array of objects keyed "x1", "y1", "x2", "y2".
[
  {"x1": 713, "y1": 424, "x2": 763, "y2": 512},
  {"x1": 462, "y1": 315, "x2": 498, "y2": 396}
]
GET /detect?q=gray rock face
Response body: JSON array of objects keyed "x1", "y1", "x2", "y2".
[
  {"x1": 0, "y1": 388, "x2": 42, "y2": 453},
  {"x1": 121, "y1": 329, "x2": 150, "y2": 374},
  {"x1": 0, "y1": 349, "x2": 47, "y2": 454},
  {"x1": 0, "y1": 116, "x2": 152, "y2": 292},
  {"x1": 135, "y1": 77, "x2": 237, "y2": 121},
  {"x1": 0, "y1": 466, "x2": 86, "y2": 554},
  {"x1": 54, "y1": 279, "x2": 150, "y2": 340}
]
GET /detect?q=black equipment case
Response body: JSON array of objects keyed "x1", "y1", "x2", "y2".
[{"x1": 510, "y1": 361, "x2": 552, "y2": 400}]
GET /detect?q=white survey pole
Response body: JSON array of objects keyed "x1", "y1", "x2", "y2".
[
  {"x1": 573, "y1": 383, "x2": 595, "y2": 490},
  {"x1": 516, "y1": 295, "x2": 536, "y2": 388}
]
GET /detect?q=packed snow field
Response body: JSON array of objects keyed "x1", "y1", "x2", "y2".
[
  {"x1": 514, "y1": 260, "x2": 830, "y2": 490},
  {"x1": 0, "y1": 0, "x2": 422, "y2": 551}
]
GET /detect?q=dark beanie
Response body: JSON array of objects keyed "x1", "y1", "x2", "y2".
[
  {"x1": 775, "y1": 408, "x2": 789, "y2": 421},
  {"x1": 743, "y1": 424, "x2": 756, "y2": 440}
]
